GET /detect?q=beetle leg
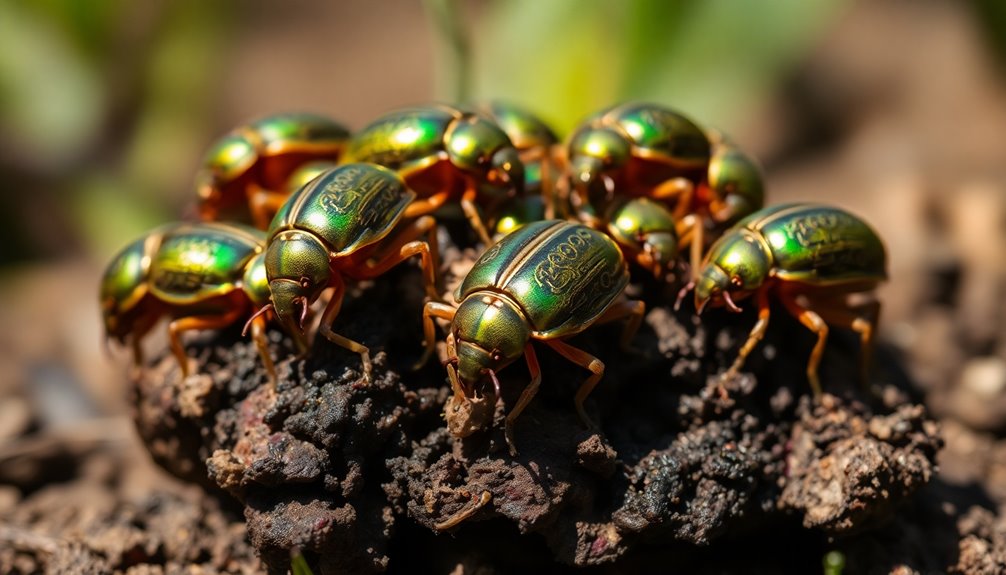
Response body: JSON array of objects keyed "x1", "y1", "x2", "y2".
[
  {"x1": 461, "y1": 184, "x2": 492, "y2": 245},
  {"x1": 361, "y1": 215, "x2": 442, "y2": 300},
  {"x1": 433, "y1": 490, "x2": 492, "y2": 531},
  {"x1": 544, "y1": 340, "x2": 605, "y2": 430},
  {"x1": 317, "y1": 274, "x2": 372, "y2": 384},
  {"x1": 812, "y1": 298, "x2": 882, "y2": 392},
  {"x1": 724, "y1": 289, "x2": 772, "y2": 383},
  {"x1": 652, "y1": 177, "x2": 693, "y2": 219},
  {"x1": 247, "y1": 185, "x2": 288, "y2": 230},
  {"x1": 247, "y1": 312, "x2": 277, "y2": 387},
  {"x1": 167, "y1": 307, "x2": 244, "y2": 378},
  {"x1": 403, "y1": 190, "x2": 451, "y2": 219},
  {"x1": 777, "y1": 294, "x2": 828, "y2": 398},
  {"x1": 504, "y1": 343, "x2": 542, "y2": 456},
  {"x1": 414, "y1": 302, "x2": 457, "y2": 370},
  {"x1": 595, "y1": 299, "x2": 646, "y2": 354}
]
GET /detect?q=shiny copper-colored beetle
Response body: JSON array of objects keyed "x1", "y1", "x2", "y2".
[
  {"x1": 341, "y1": 104, "x2": 525, "y2": 245},
  {"x1": 196, "y1": 113, "x2": 350, "y2": 229},
  {"x1": 694, "y1": 203, "x2": 887, "y2": 396},
  {"x1": 255, "y1": 163, "x2": 440, "y2": 382},
  {"x1": 100, "y1": 222, "x2": 275, "y2": 379},
  {"x1": 418, "y1": 220, "x2": 645, "y2": 455}
]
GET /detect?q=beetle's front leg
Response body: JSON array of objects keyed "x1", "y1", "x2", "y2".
[
  {"x1": 723, "y1": 289, "x2": 772, "y2": 386},
  {"x1": 413, "y1": 301, "x2": 456, "y2": 370},
  {"x1": 317, "y1": 274, "x2": 372, "y2": 384},
  {"x1": 247, "y1": 312, "x2": 277, "y2": 386},
  {"x1": 461, "y1": 184, "x2": 492, "y2": 245}
]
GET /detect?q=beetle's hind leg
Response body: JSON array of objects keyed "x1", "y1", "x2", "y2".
[
  {"x1": 167, "y1": 307, "x2": 244, "y2": 378},
  {"x1": 362, "y1": 215, "x2": 442, "y2": 300},
  {"x1": 544, "y1": 340, "x2": 605, "y2": 430},
  {"x1": 595, "y1": 298, "x2": 646, "y2": 354},
  {"x1": 810, "y1": 297, "x2": 882, "y2": 394}
]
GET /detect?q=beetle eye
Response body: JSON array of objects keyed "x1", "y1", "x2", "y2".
[
  {"x1": 299, "y1": 276, "x2": 311, "y2": 288},
  {"x1": 730, "y1": 275, "x2": 744, "y2": 287},
  {"x1": 491, "y1": 350, "x2": 503, "y2": 362}
]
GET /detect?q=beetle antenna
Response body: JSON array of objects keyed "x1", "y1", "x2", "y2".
[
  {"x1": 674, "y1": 281, "x2": 695, "y2": 311},
  {"x1": 242, "y1": 303, "x2": 273, "y2": 336},
  {"x1": 487, "y1": 369, "x2": 501, "y2": 401},
  {"x1": 722, "y1": 290, "x2": 743, "y2": 313}
]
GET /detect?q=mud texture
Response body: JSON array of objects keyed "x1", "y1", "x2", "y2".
[{"x1": 123, "y1": 249, "x2": 955, "y2": 574}]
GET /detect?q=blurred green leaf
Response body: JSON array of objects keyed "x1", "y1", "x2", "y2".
[
  {"x1": 0, "y1": 2, "x2": 104, "y2": 164},
  {"x1": 472, "y1": 0, "x2": 847, "y2": 135}
]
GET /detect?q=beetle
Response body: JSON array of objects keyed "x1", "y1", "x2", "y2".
[
  {"x1": 494, "y1": 196, "x2": 679, "y2": 281},
  {"x1": 563, "y1": 102, "x2": 710, "y2": 223},
  {"x1": 693, "y1": 203, "x2": 887, "y2": 396},
  {"x1": 417, "y1": 219, "x2": 645, "y2": 454},
  {"x1": 196, "y1": 113, "x2": 350, "y2": 229},
  {"x1": 676, "y1": 139, "x2": 765, "y2": 275},
  {"x1": 255, "y1": 163, "x2": 441, "y2": 383},
  {"x1": 341, "y1": 104, "x2": 525, "y2": 245},
  {"x1": 100, "y1": 222, "x2": 276, "y2": 379},
  {"x1": 473, "y1": 101, "x2": 559, "y2": 206}
]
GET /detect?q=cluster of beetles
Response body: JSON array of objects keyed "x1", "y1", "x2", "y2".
[{"x1": 100, "y1": 101, "x2": 888, "y2": 457}]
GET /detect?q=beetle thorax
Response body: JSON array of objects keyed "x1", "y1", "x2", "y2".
[{"x1": 452, "y1": 291, "x2": 531, "y2": 388}]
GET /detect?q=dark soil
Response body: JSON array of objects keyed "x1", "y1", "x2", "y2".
[{"x1": 109, "y1": 248, "x2": 960, "y2": 575}]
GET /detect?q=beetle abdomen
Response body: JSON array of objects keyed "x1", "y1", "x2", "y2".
[
  {"x1": 459, "y1": 220, "x2": 628, "y2": 339},
  {"x1": 744, "y1": 203, "x2": 887, "y2": 284},
  {"x1": 270, "y1": 164, "x2": 414, "y2": 257}
]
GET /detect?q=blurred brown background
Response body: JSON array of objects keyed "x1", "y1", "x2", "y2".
[{"x1": 2, "y1": 0, "x2": 1006, "y2": 449}]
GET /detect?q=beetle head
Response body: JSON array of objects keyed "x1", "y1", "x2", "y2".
[
  {"x1": 568, "y1": 127, "x2": 630, "y2": 192},
  {"x1": 488, "y1": 146, "x2": 525, "y2": 198},
  {"x1": 694, "y1": 230, "x2": 770, "y2": 313},
  {"x1": 451, "y1": 292, "x2": 531, "y2": 393},
  {"x1": 265, "y1": 230, "x2": 331, "y2": 349}
]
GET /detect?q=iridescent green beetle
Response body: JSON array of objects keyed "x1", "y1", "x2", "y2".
[
  {"x1": 494, "y1": 196, "x2": 680, "y2": 281},
  {"x1": 677, "y1": 140, "x2": 765, "y2": 273},
  {"x1": 258, "y1": 163, "x2": 440, "y2": 382},
  {"x1": 418, "y1": 220, "x2": 645, "y2": 454},
  {"x1": 196, "y1": 113, "x2": 350, "y2": 229},
  {"x1": 693, "y1": 203, "x2": 887, "y2": 396},
  {"x1": 474, "y1": 101, "x2": 559, "y2": 199},
  {"x1": 100, "y1": 222, "x2": 275, "y2": 379},
  {"x1": 563, "y1": 102, "x2": 710, "y2": 220},
  {"x1": 342, "y1": 104, "x2": 525, "y2": 245}
]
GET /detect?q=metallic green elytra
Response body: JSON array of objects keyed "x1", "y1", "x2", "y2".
[
  {"x1": 566, "y1": 102, "x2": 711, "y2": 198},
  {"x1": 264, "y1": 163, "x2": 439, "y2": 381},
  {"x1": 604, "y1": 198, "x2": 679, "y2": 279},
  {"x1": 100, "y1": 222, "x2": 276, "y2": 378},
  {"x1": 420, "y1": 220, "x2": 644, "y2": 454},
  {"x1": 694, "y1": 203, "x2": 887, "y2": 397},
  {"x1": 196, "y1": 112, "x2": 350, "y2": 229},
  {"x1": 342, "y1": 104, "x2": 525, "y2": 244}
]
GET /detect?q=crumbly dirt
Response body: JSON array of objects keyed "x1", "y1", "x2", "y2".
[{"x1": 117, "y1": 250, "x2": 954, "y2": 574}]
